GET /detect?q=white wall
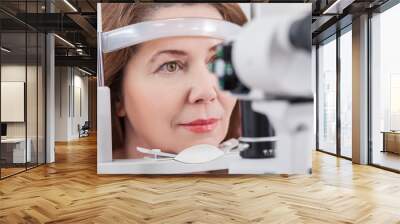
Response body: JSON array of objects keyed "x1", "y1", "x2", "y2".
[
  {"x1": 1, "y1": 65, "x2": 25, "y2": 132},
  {"x1": 1, "y1": 63, "x2": 46, "y2": 164},
  {"x1": 55, "y1": 66, "x2": 69, "y2": 141},
  {"x1": 71, "y1": 73, "x2": 89, "y2": 138},
  {"x1": 1, "y1": 65, "x2": 40, "y2": 138},
  {"x1": 54, "y1": 67, "x2": 89, "y2": 141},
  {"x1": 1, "y1": 65, "x2": 26, "y2": 140}
]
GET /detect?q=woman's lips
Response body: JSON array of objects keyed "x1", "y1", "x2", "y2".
[{"x1": 179, "y1": 118, "x2": 219, "y2": 133}]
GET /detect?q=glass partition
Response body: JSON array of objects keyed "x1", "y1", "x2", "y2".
[
  {"x1": 0, "y1": 1, "x2": 46, "y2": 179},
  {"x1": 1, "y1": 30, "x2": 28, "y2": 177}
]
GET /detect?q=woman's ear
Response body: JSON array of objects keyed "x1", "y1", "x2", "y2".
[{"x1": 115, "y1": 99, "x2": 126, "y2": 117}]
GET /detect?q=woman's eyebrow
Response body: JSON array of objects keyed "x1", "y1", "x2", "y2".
[
  {"x1": 150, "y1": 50, "x2": 187, "y2": 62},
  {"x1": 150, "y1": 45, "x2": 219, "y2": 62}
]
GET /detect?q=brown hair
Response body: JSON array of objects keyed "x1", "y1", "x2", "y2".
[{"x1": 101, "y1": 3, "x2": 247, "y2": 150}]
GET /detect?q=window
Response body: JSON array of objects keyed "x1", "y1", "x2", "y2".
[
  {"x1": 370, "y1": 2, "x2": 400, "y2": 171},
  {"x1": 339, "y1": 28, "x2": 352, "y2": 158},
  {"x1": 317, "y1": 36, "x2": 337, "y2": 154}
]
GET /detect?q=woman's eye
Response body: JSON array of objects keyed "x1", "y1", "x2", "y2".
[
  {"x1": 157, "y1": 61, "x2": 183, "y2": 74},
  {"x1": 166, "y1": 62, "x2": 178, "y2": 72}
]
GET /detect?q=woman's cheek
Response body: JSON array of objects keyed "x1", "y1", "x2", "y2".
[
  {"x1": 139, "y1": 83, "x2": 183, "y2": 124},
  {"x1": 220, "y1": 92, "x2": 237, "y2": 114}
]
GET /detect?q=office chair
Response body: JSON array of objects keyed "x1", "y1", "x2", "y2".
[{"x1": 79, "y1": 121, "x2": 90, "y2": 138}]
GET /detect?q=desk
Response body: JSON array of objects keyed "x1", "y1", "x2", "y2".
[
  {"x1": 1, "y1": 138, "x2": 31, "y2": 163},
  {"x1": 382, "y1": 131, "x2": 400, "y2": 154}
]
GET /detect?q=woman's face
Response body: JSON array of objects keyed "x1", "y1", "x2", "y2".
[{"x1": 118, "y1": 4, "x2": 237, "y2": 154}]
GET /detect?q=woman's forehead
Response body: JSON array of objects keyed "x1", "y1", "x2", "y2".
[{"x1": 148, "y1": 4, "x2": 223, "y2": 21}]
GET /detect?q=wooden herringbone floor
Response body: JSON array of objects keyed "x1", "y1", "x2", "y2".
[{"x1": 1, "y1": 134, "x2": 400, "y2": 224}]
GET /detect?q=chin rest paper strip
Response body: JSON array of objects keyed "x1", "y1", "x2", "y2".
[
  {"x1": 137, "y1": 147, "x2": 176, "y2": 158},
  {"x1": 173, "y1": 144, "x2": 224, "y2": 164},
  {"x1": 137, "y1": 143, "x2": 225, "y2": 164}
]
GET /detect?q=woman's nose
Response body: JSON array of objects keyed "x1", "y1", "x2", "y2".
[{"x1": 188, "y1": 64, "x2": 218, "y2": 104}]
